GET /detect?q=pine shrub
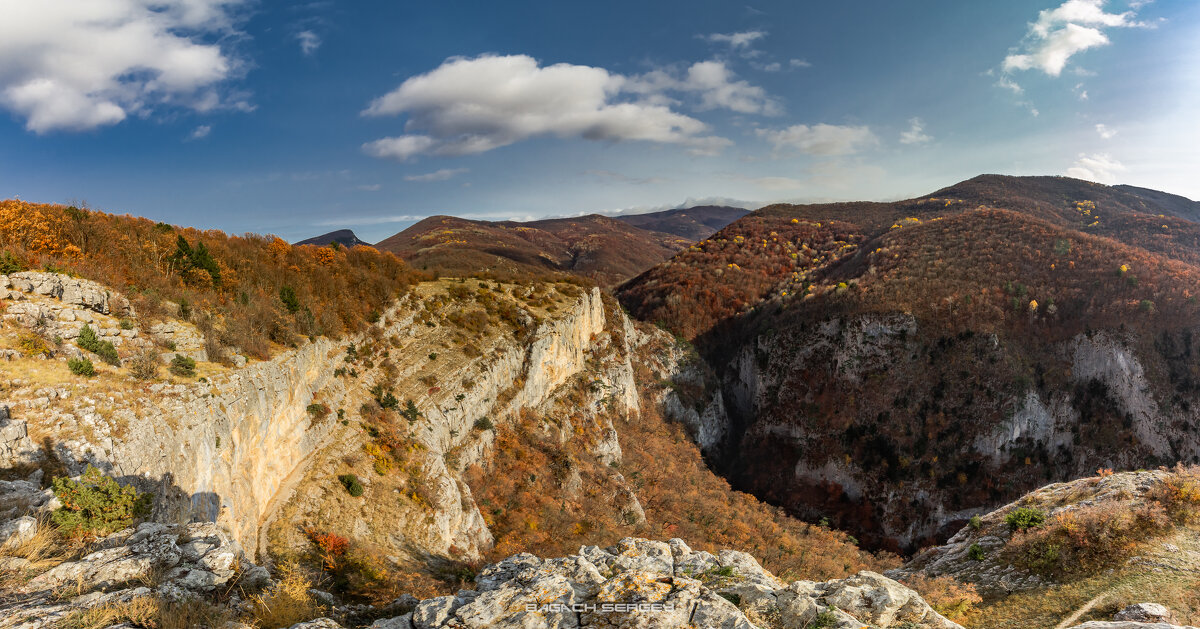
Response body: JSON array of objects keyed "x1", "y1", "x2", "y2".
[
  {"x1": 77, "y1": 325, "x2": 121, "y2": 366},
  {"x1": 338, "y1": 474, "x2": 364, "y2": 497},
  {"x1": 1006, "y1": 507, "x2": 1047, "y2": 531},
  {"x1": 68, "y1": 357, "x2": 96, "y2": 377},
  {"x1": 170, "y1": 354, "x2": 197, "y2": 377},
  {"x1": 51, "y1": 465, "x2": 153, "y2": 540}
]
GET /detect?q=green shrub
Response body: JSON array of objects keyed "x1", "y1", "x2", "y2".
[
  {"x1": 473, "y1": 417, "x2": 494, "y2": 431},
  {"x1": 51, "y1": 465, "x2": 153, "y2": 540},
  {"x1": 968, "y1": 514, "x2": 982, "y2": 530},
  {"x1": 338, "y1": 474, "x2": 364, "y2": 497},
  {"x1": 401, "y1": 399, "x2": 422, "y2": 423},
  {"x1": 77, "y1": 325, "x2": 121, "y2": 366},
  {"x1": 170, "y1": 354, "x2": 197, "y2": 377},
  {"x1": 68, "y1": 357, "x2": 96, "y2": 377},
  {"x1": 1006, "y1": 507, "x2": 1047, "y2": 531},
  {"x1": 306, "y1": 403, "x2": 329, "y2": 418},
  {"x1": 118, "y1": 318, "x2": 135, "y2": 330},
  {"x1": 279, "y1": 286, "x2": 301, "y2": 313},
  {"x1": 0, "y1": 250, "x2": 24, "y2": 274},
  {"x1": 810, "y1": 610, "x2": 840, "y2": 629},
  {"x1": 967, "y1": 543, "x2": 985, "y2": 561}
]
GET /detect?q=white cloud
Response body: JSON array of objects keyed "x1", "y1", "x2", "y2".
[
  {"x1": 1095, "y1": 123, "x2": 1117, "y2": 139},
  {"x1": 627, "y1": 60, "x2": 779, "y2": 115},
  {"x1": 403, "y1": 168, "x2": 469, "y2": 182},
  {"x1": 189, "y1": 124, "x2": 211, "y2": 140},
  {"x1": 680, "y1": 61, "x2": 780, "y2": 114},
  {"x1": 899, "y1": 118, "x2": 932, "y2": 145},
  {"x1": 297, "y1": 30, "x2": 321, "y2": 57},
  {"x1": 789, "y1": 59, "x2": 812, "y2": 68},
  {"x1": 702, "y1": 31, "x2": 767, "y2": 48},
  {"x1": 995, "y1": 76, "x2": 1025, "y2": 94},
  {"x1": 756, "y1": 123, "x2": 877, "y2": 155},
  {"x1": 760, "y1": 62, "x2": 782, "y2": 72},
  {"x1": 362, "y1": 54, "x2": 755, "y2": 160},
  {"x1": 0, "y1": 0, "x2": 249, "y2": 133},
  {"x1": 1066, "y1": 152, "x2": 1126, "y2": 182},
  {"x1": 362, "y1": 135, "x2": 437, "y2": 161},
  {"x1": 1003, "y1": 0, "x2": 1151, "y2": 77}
]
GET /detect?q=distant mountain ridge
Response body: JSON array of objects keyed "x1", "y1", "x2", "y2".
[
  {"x1": 373, "y1": 205, "x2": 746, "y2": 286},
  {"x1": 1115, "y1": 183, "x2": 1200, "y2": 223},
  {"x1": 612, "y1": 205, "x2": 748, "y2": 240},
  {"x1": 295, "y1": 229, "x2": 370, "y2": 248}
]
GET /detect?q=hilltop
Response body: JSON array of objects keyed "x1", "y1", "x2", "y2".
[
  {"x1": 295, "y1": 229, "x2": 371, "y2": 248},
  {"x1": 374, "y1": 206, "x2": 746, "y2": 287},
  {"x1": 612, "y1": 205, "x2": 749, "y2": 240},
  {"x1": 619, "y1": 175, "x2": 1200, "y2": 552}
]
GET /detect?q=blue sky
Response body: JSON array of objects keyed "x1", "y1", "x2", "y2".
[{"x1": 0, "y1": 0, "x2": 1197, "y2": 243}]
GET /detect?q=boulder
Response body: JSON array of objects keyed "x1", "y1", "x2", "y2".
[
  {"x1": 318, "y1": 537, "x2": 960, "y2": 629},
  {"x1": 0, "y1": 515, "x2": 37, "y2": 548},
  {"x1": 1115, "y1": 604, "x2": 1176, "y2": 623}
]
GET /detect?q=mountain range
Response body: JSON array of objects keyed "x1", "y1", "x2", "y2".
[
  {"x1": 300, "y1": 205, "x2": 748, "y2": 287},
  {"x1": 4, "y1": 177, "x2": 1200, "y2": 628}
]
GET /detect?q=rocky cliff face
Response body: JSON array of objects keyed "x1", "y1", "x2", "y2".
[
  {"x1": 268, "y1": 282, "x2": 651, "y2": 565},
  {"x1": 688, "y1": 313, "x2": 1200, "y2": 551},
  {"x1": 0, "y1": 273, "x2": 642, "y2": 565}
]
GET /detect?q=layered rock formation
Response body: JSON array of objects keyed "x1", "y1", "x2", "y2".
[{"x1": 292, "y1": 537, "x2": 960, "y2": 629}]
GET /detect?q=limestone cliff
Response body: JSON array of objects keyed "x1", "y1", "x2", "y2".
[{"x1": 689, "y1": 311, "x2": 1200, "y2": 551}]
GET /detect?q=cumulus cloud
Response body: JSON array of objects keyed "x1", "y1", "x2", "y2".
[
  {"x1": 1067, "y1": 152, "x2": 1126, "y2": 182},
  {"x1": 403, "y1": 168, "x2": 469, "y2": 182},
  {"x1": 297, "y1": 30, "x2": 321, "y2": 56},
  {"x1": 756, "y1": 123, "x2": 877, "y2": 155},
  {"x1": 789, "y1": 59, "x2": 812, "y2": 68},
  {"x1": 1003, "y1": 0, "x2": 1151, "y2": 77},
  {"x1": 188, "y1": 124, "x2": 212, "y2": 140},
  {"x1": 899, "y1": 118, "x2": 932, "y2": 145},
  {"x1": 361, "y1": 54, "x2": 768, "y2": 160},
  {"x1": 679, "y1": 61, "x2": 781, "y2": 114},
  {"x1": 0, "y1": 0, "x2": 249, "y2": 133},
  {"x1": 702, "y1": 31, "x2": 767, "y2": 48},
  {"x1": 1095, "y1": 123, "x2": 1117, "y2": 139}
]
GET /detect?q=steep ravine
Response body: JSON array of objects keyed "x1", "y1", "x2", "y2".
[{"x1": 690, "y1": 314, "x2": 1200, "y2": 551}]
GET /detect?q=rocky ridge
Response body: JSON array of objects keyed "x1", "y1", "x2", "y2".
[{"x1": 292, "y1": 536, "x2": 961, "y2": 629}]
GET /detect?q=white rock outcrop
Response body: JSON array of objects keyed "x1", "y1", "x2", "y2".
[{"x1": 289, "y1": 537, "x2": 961, "y2": 629}]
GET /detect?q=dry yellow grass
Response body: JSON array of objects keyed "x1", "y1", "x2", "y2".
[
  {"x1": 244, "y1": 561, "x2": 326, "y2": 628},
  {"x1": 977, "y1": 526, "x2": 1200, "y2": 629},
  {"x1": 0, "y1": 515, "x2": 78, "y2": 591},
  {"x1": 54, "y1": 596, "x2": 231, "y2": 629}
]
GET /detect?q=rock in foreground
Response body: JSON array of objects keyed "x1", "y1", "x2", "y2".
[{"x1": 299, "y1": 537, "x2": 961, "y2": 629}]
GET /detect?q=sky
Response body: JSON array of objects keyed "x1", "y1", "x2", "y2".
[{"x1": 0, "y1": 0, "x2": 1197, "y2": 243}]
